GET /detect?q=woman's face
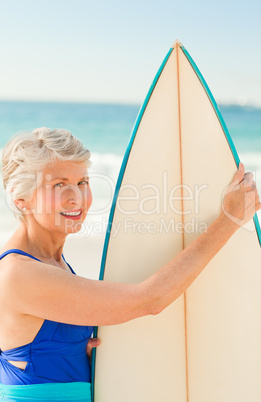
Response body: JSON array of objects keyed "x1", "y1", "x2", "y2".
[{"x1": 27, "y1": 160, "x2": 92, "y2": 235}]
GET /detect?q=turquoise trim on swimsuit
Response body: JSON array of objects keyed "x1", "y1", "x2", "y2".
[{"x1": 0, "y1": 382, "x2": 91, "y2": 401}]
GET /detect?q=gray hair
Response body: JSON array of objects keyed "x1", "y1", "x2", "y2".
[{"x1": 1, "y1": 127, "x2": 91, "y2": 222}]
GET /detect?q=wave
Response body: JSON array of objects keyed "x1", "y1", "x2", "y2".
[
  {"x1": 90, "y1": 150, "x2": 261, "y2": 188},
  {"x1": 0, "y1": 150, "x2": 260, "y2": 240},
  {"x1": 240, "y1": 152, "x2": 261, "y2": 169},
  {"x1": 89, "y1": 152, "x2": 123, "y2": 181}
]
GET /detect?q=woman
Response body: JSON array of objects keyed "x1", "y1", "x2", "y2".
[{"x1": 0, "y1": 127, "x2": 260, "y2": 401}]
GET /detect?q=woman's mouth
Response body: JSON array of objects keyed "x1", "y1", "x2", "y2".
[{"x1": 60, "y1": 210, "x2": 82, "y2": 220}]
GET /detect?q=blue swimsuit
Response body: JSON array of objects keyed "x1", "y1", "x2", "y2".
[{"x1": 0, "y1": 249, "x2": 93, "y2": 401}]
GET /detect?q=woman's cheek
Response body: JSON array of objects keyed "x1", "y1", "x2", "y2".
[{"x1": 86, "y1": 189, "x2": 92, "y2": 211}]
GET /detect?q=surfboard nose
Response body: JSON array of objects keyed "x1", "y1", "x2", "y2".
[{"x1": 172, "y1": 39, "x2": 183, "y2": 48}]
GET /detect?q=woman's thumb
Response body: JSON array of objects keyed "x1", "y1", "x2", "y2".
[
  {"x1": 232, "y1": 163, "x2": 245, "y2": 186},
  {"x1": 89, "y1": 338, "x2": 101, "y2": 347}
]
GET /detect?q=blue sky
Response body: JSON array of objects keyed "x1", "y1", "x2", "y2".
[{"x1": 0, "y1": 0, "x2": 260, "y2": 106}]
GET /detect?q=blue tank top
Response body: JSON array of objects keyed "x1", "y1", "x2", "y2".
[{"x1": 0, "y1": 249, "x2": 94, "y2": 386}]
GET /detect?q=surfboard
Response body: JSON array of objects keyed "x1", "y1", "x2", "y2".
[{"x1": 92, "y1": 41, "x2": 261, "y2": 402}]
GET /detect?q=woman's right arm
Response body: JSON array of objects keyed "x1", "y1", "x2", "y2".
[{"x1": 1, "y1": 164, "x2": 260, "y2": 326}]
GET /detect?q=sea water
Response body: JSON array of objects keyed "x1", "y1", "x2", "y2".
[{"x1": 0, "y1": 101, "x2": 260, "y2": 242}]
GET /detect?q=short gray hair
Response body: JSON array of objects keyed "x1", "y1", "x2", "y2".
[{"x1": 2, "y1": 127, "x2": 91, "y2": 222}]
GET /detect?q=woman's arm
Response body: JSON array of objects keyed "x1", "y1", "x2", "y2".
[
  {"x1": 142, "y1": 161, "x2": 261, "y2": 314},
  {"x1": 142, "y1": 212, "x2": 238, "y2": 315},
  {"x1": 1, "y1": 164, "x2": 260, "y2": 326}
]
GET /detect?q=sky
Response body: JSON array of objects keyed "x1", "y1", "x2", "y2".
[{"x1": 0, "y1": 0, "x2": 260, "y2": 106}]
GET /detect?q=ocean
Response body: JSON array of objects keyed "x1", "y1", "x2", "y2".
[{"x1": 0, "y1": 101, "x2": 260, "y2": 242}]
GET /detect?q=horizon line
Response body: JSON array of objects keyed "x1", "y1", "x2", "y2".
[{"x1": 0, "y1": 98, "x2": 260, "y2": 109}]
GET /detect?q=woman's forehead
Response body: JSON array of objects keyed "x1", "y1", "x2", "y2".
[{"x1": 43, "y1": 160, "x2": 88, "y2": 178}]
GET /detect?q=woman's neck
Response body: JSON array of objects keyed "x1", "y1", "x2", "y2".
[{"x1": 10, "y1": 223, "x2": 66, "y2": 263}]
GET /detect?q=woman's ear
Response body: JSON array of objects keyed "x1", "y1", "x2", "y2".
[{"x1": 14, "y1": 199, "x2": 27, "y2": 211}]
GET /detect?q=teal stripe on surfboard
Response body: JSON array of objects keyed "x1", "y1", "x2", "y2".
[
  {"x1": 253, "y1": 214, "x2": 261, "y2": 246},
  {"x1": 180, "y1": 45, "x2": 261, "y2": 247},
  {"x1": 91, "y1": 47, "x2": 174, "y2": 401}
]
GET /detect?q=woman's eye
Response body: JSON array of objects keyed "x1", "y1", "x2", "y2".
[{"x1": 54, "y1": 180, "x2": 89, "y2": 187}]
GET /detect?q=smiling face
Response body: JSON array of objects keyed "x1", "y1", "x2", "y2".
[{"x1": 27, "y1": 160, "x2": 92, "y2": 235}]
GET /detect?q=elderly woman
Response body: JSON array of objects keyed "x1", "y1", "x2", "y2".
[{"x1": 0, "y1": 127, "x2": 260, "y2": 402}]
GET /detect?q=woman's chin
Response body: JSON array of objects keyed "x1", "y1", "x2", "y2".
[{"x1": 63, "y1": 221, "x2": 83, "y2": 234}]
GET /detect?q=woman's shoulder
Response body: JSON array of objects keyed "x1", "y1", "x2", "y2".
[
  {"x1": 0, "y1": 242, "x2": 30, "y2": 269},
  {"x1": 0, "y1": 247, "x2": 36, "y2": 323},
  {"x1": 0, "y1": 248, "x2": 33, "y2": 290},
  {"x1": 0, "y1": 249, "x2": 72, "y2": 321},
  {"x1": 0, "y1": 244, "x2": 24, "y2": 265}
]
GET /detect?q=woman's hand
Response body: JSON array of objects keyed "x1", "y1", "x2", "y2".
[
  {"x1": 221, "y1": 163, "x2": 261, "y2": 229},
  {"x1": 86, "y1": 337, "x2": 101, "y2": 363}
]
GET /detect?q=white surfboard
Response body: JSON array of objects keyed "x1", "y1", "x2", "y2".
[{"x1": 92, "y1": 41, "x2": 261, "y2": 402}]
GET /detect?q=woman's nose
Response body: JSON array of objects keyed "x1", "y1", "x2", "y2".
[{"x1": 62, "y1": 185, "x2": 83, "y2": 208}]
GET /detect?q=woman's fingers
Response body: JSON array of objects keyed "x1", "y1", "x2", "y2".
[
  {"x1": 241, "y1": 172, "x2": 255, "y2": 192},
  {"x1": 233, "y1": 162, "x2": 245, "y2": 186},
  {"x1": 222, "y1": 164, "x2": 261, "y2": 227},
  {"x1": 86, "y1": 337, "x2": 101, "y2": 361},
  {"x1": 228, "y1": 163, "x2": 245, "y2": 192},
  {"x1": 255, "y1": 188, "x2": 261, "y2": 211}
]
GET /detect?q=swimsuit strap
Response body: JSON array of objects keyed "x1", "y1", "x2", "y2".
[
  {"x1": 0, "y1": 249, "x2": 42, "y2": 262},
  {"x1": 0, "y1": 249, "x2": 75, "y2": 274}
]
